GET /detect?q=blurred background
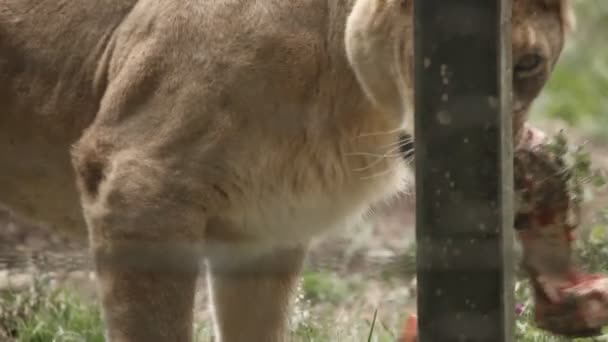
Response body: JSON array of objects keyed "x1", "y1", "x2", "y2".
[
  {"x1": 531, "y1": 0, "x2": 608, "y2": 142},
  {"x1": 1, "y1": 0, "x2": 607, "y2": 340}
]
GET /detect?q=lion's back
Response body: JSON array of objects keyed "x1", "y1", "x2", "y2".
[
  {"x1": 0, "y1": 0, "x2": 358, "y2": 238},
  {"x1": 0, "y1": 0, "x2": 138, "y2": 144}
]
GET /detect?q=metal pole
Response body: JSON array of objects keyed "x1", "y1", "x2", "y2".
[{"x1": 413, "y1": 0, "x2": 514, "y2": 341}]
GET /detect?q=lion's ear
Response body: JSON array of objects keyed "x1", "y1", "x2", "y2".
[
  {"x1": 543, "y1": 0, "x2": 576, "y2": 34},
  {"x1": 559, "y1": 0, "x2": 576, "y2": 34}
]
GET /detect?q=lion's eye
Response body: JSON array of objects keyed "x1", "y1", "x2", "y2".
[{"x1": 514, "y1": 53, "x2": 545, "y2": 77}]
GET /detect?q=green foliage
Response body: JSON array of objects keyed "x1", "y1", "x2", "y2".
[
  {"x1": 533, "y1": 0, "x2": 608, "y2": 139},
  {"x1": 0, "y1": 277, "x2": 104, "y2": 342},
  {"x1": 545, "y1": 130, "x2": 606, "y2": 205},
  {"x1": 0, "y1": 278, "x2": 213, "y2": 342},
  {"x1": 577, "y1": 214, "x2": 608, "y2": 274},
  {"x1": 300, "y1": 269, "x2": 354, "y2": 304}
]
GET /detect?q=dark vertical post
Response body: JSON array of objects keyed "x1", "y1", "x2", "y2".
[{"x1": 413, "y1": 0, "x2": 514, "y2": 341}]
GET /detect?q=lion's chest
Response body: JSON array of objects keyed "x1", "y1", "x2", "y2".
[{"x1": 216, "y1": 137, "x2": 410, "y2": 243}]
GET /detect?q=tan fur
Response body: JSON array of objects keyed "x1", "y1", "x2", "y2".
[{"x1": 0, "y1": 0, "x2": 572, "y2": 341}]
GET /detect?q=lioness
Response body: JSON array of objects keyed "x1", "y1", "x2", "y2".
[{"x1": 0, "y1": 0, "x2": 573, "y2": 341}]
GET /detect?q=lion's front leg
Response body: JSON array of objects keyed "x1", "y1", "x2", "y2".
[
  {"x1": 95, "y1": 244, "x2": 201, "y2": 342},
  {"x1": 73, "y1": 148, "x2": 206, "y2": 342},
  {"x1": 206, "y1": 244, "x2": 307, "y2": 342}
]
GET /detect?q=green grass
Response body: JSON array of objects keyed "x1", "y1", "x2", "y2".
[
  {"x1": 0, "y1": 277, "x2": 104, "y2": 342},
  {"x1": 3, "y1": 213, "x2": 608, "y2": 341},
  {"x1": 290, "y1": 273, "x2": 401, "y2": 341},
  {"x1": 3, "y1": 231, "x2": 608, "y2": 341},
  {"x1": 0, "y1": 273, "x2": 402, "y2": 342}
]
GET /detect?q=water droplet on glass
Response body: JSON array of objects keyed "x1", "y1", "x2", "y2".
[
  {"x1": 424, "y1": 58, "x2": 432, "y2": 68},
  {"x1": 487, "y1": 96, "x2": 498, "y2": 108},
  {"x1": 437, "y1": 111, "x2": 452, "y2": 125}
]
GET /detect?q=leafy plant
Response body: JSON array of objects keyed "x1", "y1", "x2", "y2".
[
  {"x1": 515, "y1": 132, "x2": 608, "y2": 341},
  {"x1": 0, "y1": 276, "x2": 104, "y2": 342}
]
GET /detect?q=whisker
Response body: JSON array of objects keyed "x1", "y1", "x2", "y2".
[
  {"x1": 351, "y1": 157, "x2": 401, "y2": 172},
  {"x1": 402, "y1": 147, "x2": 415, "y2": 161},
  {"x1": 359, "y1": 164, "x2": 401, "y2": 180},
  {"x1": 380, "y1": 137, "x2": 414, "y2": 150},
  {"x1": 346, "y1": 152, "x2": 386, "y2": 158},
  {"x1": 354, "y1": 127, "x2": 405, "y2": 139},
  {"x1": 351, "y1": 145, "x2": 406, "y2": 172},
  {"x1": 345, "y1": 151, "x2": 402, "y2": 158}
]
